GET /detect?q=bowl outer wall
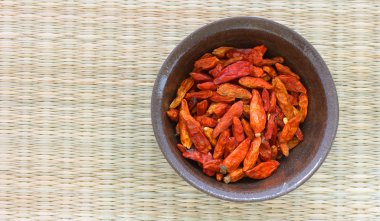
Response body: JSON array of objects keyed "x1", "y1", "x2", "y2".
[{"x1": 151, "y1": 17, "x2": 339, "y2": 202}]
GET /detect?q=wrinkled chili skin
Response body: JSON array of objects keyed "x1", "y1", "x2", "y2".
[
  {"x1": 249, "y1": 89, "x2": 266, "y2": 134},
  {"x1": 212, "y1": 101, "x2": 243, "y2": 138},
  {"x1": 221, "y1": 138, "x2": 251, "y2": 173}
]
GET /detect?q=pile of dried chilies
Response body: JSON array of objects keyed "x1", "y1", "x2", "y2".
[{"x1": 166, "y1": 45, "x2": 308, "y2": 184}]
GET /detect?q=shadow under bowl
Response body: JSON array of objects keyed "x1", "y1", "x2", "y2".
[{"x1": 151, "y1": 17, "x2": 338, "y2": 202}]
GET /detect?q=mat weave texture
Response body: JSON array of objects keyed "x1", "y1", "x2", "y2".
[{"x1": 0, "y1": 0, "x2": 380, "y2": 220}]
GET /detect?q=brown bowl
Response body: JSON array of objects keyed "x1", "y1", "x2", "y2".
[{"x1": 151, "y1": 17, "x2": 338, "y2": 202}]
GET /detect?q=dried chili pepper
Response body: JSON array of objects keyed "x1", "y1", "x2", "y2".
[
  {"x1": 212, "y1": 47, "x2": 233, "y2": 58},
  {"x1": 250, "y1": 89, "x2": 266, "y2": 134},
  {"x1": 222, "y1": 56, "x2": 243, "y2": 67},
  {"x1": 220, "y1": 138, "x2": 251, "y2": 174},
  {"x1": 185, "y1": 90, "x2": 213, "y2": 100},
  {"x1": 242, "y1": 104, "x2": 250, "y2": 119},
  {"x1": 209, "y1": 63, "x2": 223, "y2": 78},
  {"x1": 223, "y1": 137, "x2": 238, "y2": 158},
  {"x1": 243, "y1": 137, "x2": 261, "y2": 171},
  {"x1": 196, "y1": 100, "x2": 208, "y2": 116},
  {"x1": 269, "y1": 91, "x2": 276, "y2": 112},
  {"x1": 206, "y1": 102, "x2": 230, "y2": 117},
  {"x1": 295, "y1": 127, "x2": 304, "y2": 141},
  {"x1": 217, "y1": 83, "x2": 252, "y2": 99},
  {"x1": 194, "y1": 56, "x2": 219, "y2": 71},
  {"x1": 238, "y1": 76, "x2": 272, "y2": 89},
  {"x1": 279, "y1": 113, "x2": 302, "y2": 143},
  {"x1": 248, "y1": 45, "x2": 266, "y2": 66},
  {"x1": 195, "y1": 115, "x2": 217, "y2": 128},
  {"x1": 180, "y1": 99, "x2": 211, "y2": 153},
  {"x1": 262, "y1": 88, "x2": 270, "y2": 112},
  {"x1": 259, "y1": 57, "x2": 284, "y2": 66},
  {"x1": 264, "y1": 113, "x2": 277, "y2": 141},
  {"x1": 241, "y1": 118, "x2": 254, "y2": 139},
  {"x1": 203, "y1": 159, "x2": 223, "y2": 172},
  {"x1": 166, "y1": 108, "x2": 179, "y2": 122},
  {"x1": 203, "y1": 168, "x2": 216, "y2": 176},
  {"x1": 212, "y1": 101, "x2": 243, "y2": 138},
  {"x1": 197, "y1": 81, "x2": 217, "y2": 91},
  {"x1": 299, "y1": 93, "x2": 308, "y2": 122},
  {"x1": 216, "y1": 173, "x2": 224, "y2": 182},
  {"x1": 270, "y1": 145, "x2": 278, "y2": 160},
  {"x1": 214, "y1": 61, "x2": 254, "y2": 84},
  {"x1": 213, "y1": 129, "x2": 230, "y2": 159},
  {"x1": 182, "y1": 149, "x2": 212, "y2": 165},
  {"x1": 232, "y1": 117, "x2": 245, "y2": 142},
  {"x1": 209, "y1": 91, "x2": 235, "y2": 103},
  {"x1": 203, "y1": 127, "x2": 217, "y2": 146},
  {"x1": 272, "y1": 77, "x2": 294, "y2": 119},
  {"x1": 190, "y1": 72, "x2": 213, "y2": 82},
  {"x1": 169, "y1": 77, "x2": 194, "y2": 109},
  {"x1": 245, "y1": 160, "x2": 280, "y2": 179},
  {"x1": 176, "y1": 144, "x2": 187, "y2": 153},
  {"x1": 178, "y1": 112, "x2": 192, "y2": 148},
  {"x1": 287, "y1": 137, "x2": 300, "y2": 149},
  {"x1": 275, "y1": 63, "x2": 300, "y2": 79},
  {"x1": 279, "y1": 142, "x2": 289, "y2": 157},
  {"x1": 223, "y1": 168, "x2": 245, "y2": 184},
  {"x1": 259, "y1": 141, "x2": 272, "y2": 162},
  {"x1": 277, "y1": 75, "x2": 306, "y2": 93},
  {"x1": 262, "y1": 65, "x2": 277, "y2": 78}
]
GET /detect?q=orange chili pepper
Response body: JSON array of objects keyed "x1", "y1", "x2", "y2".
[
  {"x1": 262, "y1": 65, "x2": 277, "y2": 78},
  {"x1": 242, "y1": 104, "x2": 250, "y2": 119},
  {"x1": 166, "y1": 108, "x2": 179, "y2": 122},
  {"x1": 279, "y1": 142, "x2": 289, "y2": 157},
  {"x1": 299, "y1": 93, "x2": 308, "y2": 122},
  {"x1": 247, "y1": 45, "x2": 266, "y2": 66},
  {"x1": 169, "y1": 77, "x2": 194, "y2": 109},
  {"x1": 180, "y1": 100, "x2": 211, "y2": 153},
  {"x1": 213, "y1": 129, "x2": 230, "y2": 159},
  {"x1": 212, "y1": 47, "x2": 233, "y2": 58},
  {"x1": 182, "y1": 149, "x2": 213, "y2": 165},
  {"x1": 249, "y1": 89, "x2": 266, "y2": 134},
  {"x1": 275, "y1": 63, "x2": 300, "y2": 79},
  {"x1": 232, "y1": 117, "x2": 245, "y2": 142},
  {"x1": 206, "y1": 102, "x2": 230, "y2": 117},
  {"x1": 222, "y1": 56, "x2": 243, "y2": 67},
  {"x1": 272, "y1": 77, "x2": 294, "y2": 119},
  {"x1": 197, "y1": 81, "x2": 217, "y2": 91},
  {"x1": 245, "y1": 160, "x2": 280, "y2": 179},
  {"x1": 238, "y1": 76, "x2": 272, "y2": 89},
  {"x1": 209, "y1": 63, "x2": 223, "y2": 78},
  {"x1": 243, "y1": 137, "x2": 261, "y2": 171},
  {"x1": 220, "y1": 138, "x2": 251, "y2": 174},
  {"x1": 279, "y1": 113, "x2": 302, "y2": 143},
  {"x1": 209, "y1": 91, "x2": 235, "y2": 103},
  {"x1": 203, "y1": 127, "x2": 217, "y2": 146},
  {"x1": 178, "y1": 112, "x2": 192, "y2": 148},
  {"x1": 259, "y1": 57, "x2": 284, "y2": 66},
  {"x1": 194, "y1": 56, "x2": 219, "y2": 71},
  {"x1": 277, "y1": 75, "x2": 307, "y2": 93},
  {"x1": 241, "y1": 118, "x2": 254, "y2": 139},
  {"x1": 217, "y1": 83, "x2": 252, "y2": 99},
  {"x1": 223, "y1": 168, "x2": 245, "y2": 184},
  {"x1": 250, "y1": 66, "x2": 265, "y2": 78},
  {"x1": 195, "y1": 115, "x2": 217, "y2": 128},
  {"x1": 212, "y1": 101, "x2": 243, "y2": 138},
  {"x1": 269, "y1": 91, "x2": 276, "y2": 112}
]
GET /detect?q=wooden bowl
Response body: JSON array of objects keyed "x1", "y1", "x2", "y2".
[{"x1": 151, "y1": 17, "x2": 338, "y2": 202}]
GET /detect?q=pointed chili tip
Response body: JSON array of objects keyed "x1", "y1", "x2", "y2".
[
  {"x1": 223, "y1": 175, "x2": 231, "y2": 184},
  {"x1": 220, "y1": 165, "x2": 228, "y2": 174}
]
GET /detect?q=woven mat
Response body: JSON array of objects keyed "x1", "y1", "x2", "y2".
[{"x1": 0, "y1": 0, "x2": 379, "y2": 220}]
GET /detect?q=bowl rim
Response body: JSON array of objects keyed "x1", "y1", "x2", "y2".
[{"x1": 151, "y1": 16, "x2": 339, "y2": 202}]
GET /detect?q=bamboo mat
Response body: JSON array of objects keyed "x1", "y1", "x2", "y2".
[{"x1": 0, "y1": 0, "x2": 379, "y2": 220}]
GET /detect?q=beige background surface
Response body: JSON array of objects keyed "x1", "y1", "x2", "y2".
[{"x1": 0, "y1": 0, "x2": 379, "y2": 220}]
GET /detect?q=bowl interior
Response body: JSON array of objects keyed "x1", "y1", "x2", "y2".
[{"x1": 153, "y1": 17, "x2": 337, "y2": 201}]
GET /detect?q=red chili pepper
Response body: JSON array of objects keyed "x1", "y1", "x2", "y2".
[
  {"x1": 295, "y1": 127, "x2": 304, "y2": 141},
  {"x1": 182, "y1": 149, "x2": 213, "y2": 164},
  {"x1": 223, "y1": 168, "x2": 245, "y2": 184},
  {"x1": 197, "y1": 81, "x2": 217, "y2": 91},
  {"x1": 238, "y1": 76, "x2": 272, "y2": 89},
  {"x1": 203, "y1": 159, "x2": 223, "y2": 172},
  {"x1": 185, "y1": 90, "x2": 213, "y2": 100},
  {"x1": 220, "y1": 138, "x2": 251, "y2": 174},
  {"x1": 299, "y1": 93, "x2": 308, "y2": 122},
  {"x1": 279, "y1": 113, "x2": 302, "y2": 143},
  {"x1": 209, "y1": 91, "x2": 235, "y2": 103},
  {"x1": 169, "y1": 77, "x2": 194, "y2": 109},
  {"x1": 243, "y1": 137, "x2": 261, "y2": 171},
  {"x1": 264, "y1": 113, "x2": 277, "y2": 141},
  {"x1": 206, "y1": 102, "x2": 230, "y2": 117},
  {"x1": 275, "y1": 63, "x2": 300, "y2": 79},
  {"x1": 245, "y1": 160, "x2": 280, "y2": 179},
  {"x1": 262, "y1": 65, "x2": 277, "y2": 78},
  {"x1": 176, "y1": 144, "x2": 187, "y2": 153},
  {"x1": 259, "y1": 140, "x2": 271, "y2": 162},
  {"x1": 196, "y1": 100, "x2": 208, "y2": 116},
  {"x1": 194, "y1": 56, "x2": 219, "y2": 71},
  {"x1": 213, "y1": 129, "x2": 230, "y2": 159},
  {"x1": 241, "y1": 118, "x2": 255, "y2": 139},
  {"x1": 190, "y1": 72, "x2": 213, "y2": 82},
  {"x1": 249, "y1": 89, "x2": 266, "y2": 134},
  {"x1": 269, "y1": 91, "x2": 276, "y2": 113},
  {"x1": 258, "y1": 57, "x2": 284, "y2": 66},
  {"x1": 180, "y1": 99, "x2": 211, "y2": 153},
  {"x1": 195, "y1": 115, "x2": 217, "y2": 128},
  {"x1": 166, "y1": 108, "x2": 179, "y2": 122},
  {"x1": 212, "y1": 47, "x2": 233, "y2": 58},
  {"x1": 272, "y1": 77, "x2": 294, "y2": 119},
  {"x1": 232, "y1": 117, "x2": 245, "y2": 142},
  {"x1": 223, "y1": 137, "x2": 238, "y2": 158},
  {"x1": 214, "y1": 61, "x2": 255, "y2": 84},
  {"x1": 209, "y1": 63, "x2": 223, "y2": 78},
  {"x1": 262, "y1": 88, "x2": 270, "y2": 112},
  {"x1": 212, "y1": 101, "x2": 243, "y2": 138}
]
